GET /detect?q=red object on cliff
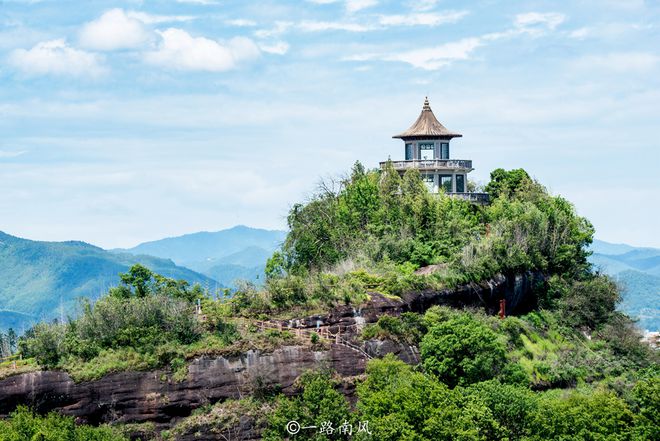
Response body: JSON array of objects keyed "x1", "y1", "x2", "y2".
[{"x1": 499, "y1": 299, "x2": 506, "y2": 319}]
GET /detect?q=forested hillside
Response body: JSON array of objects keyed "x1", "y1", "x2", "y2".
[
  {"x1": 590, "y1": 240, "x2": 660, "y2": 331},
  {"x1": 1, "y1": 164, "x2": 657, "y2": 440},
  {"x1": 0, "y1": 232, "x2": 216, "y2": 332}
]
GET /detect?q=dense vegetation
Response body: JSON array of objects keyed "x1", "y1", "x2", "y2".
[
  {"x1": 3, "y1": 165, "x2": 658, "y2": 439},
  {"x1": 0, "y1": 406, "x2": 127, "y2": 440}
]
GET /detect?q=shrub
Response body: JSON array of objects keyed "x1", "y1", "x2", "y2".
[
  {"x1": 559, "y1": 274, "x2": 620, "y2": 330},
  {"x1": 420, "y1": 313, "x2": 507, "y2": 387},
  {"x1": 0, "y1": 406, "x2": 127, "y2": 440}
]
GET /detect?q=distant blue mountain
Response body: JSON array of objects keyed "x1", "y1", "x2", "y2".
[
  {"x1": 590, "y1": 239, "x2": 660, "y2": 331},
  {"x1": 116, "y1": 226, "x2": 287, "y2": 287},
  {"x1": 0, "y1": 231, "x2": 216, "y2": 332}
]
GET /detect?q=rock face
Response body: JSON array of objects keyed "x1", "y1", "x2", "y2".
[
  {"x1": 0, "y1": 271, "x2": 542, "y2": 436},
  {"x1": 276, "y1": 271, "x2": 543, "y2": 332},
  {"x1": 0, "y1": 344, "x2": 365, "y2": 426}
]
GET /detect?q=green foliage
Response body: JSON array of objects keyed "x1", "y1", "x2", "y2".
[
  {"x1": 630, "y1": 374, "x2": 660, "y2": 439},
  {"x1": 0, "y1": 328, "x2": 17, "y2": 357},
  {"x1": 266, "y1": 163, "x2": 594, "y2": 315},
  {"x1": 421, "y1": 313, "x2": 507, "y2": 387},
  {"x1": 264, "y1": 370, "x2": 353, "y2": 440},
  {"x1": 527, "y1": 388, "x2": 636, "y2": 440},
  {"x1": 464, "y1": 380, "x2": 538, "y2": 439},
  {"x1": 111, "y1": 264, "x2": 206, "y2": 303},
  {"x1": 0, "y1": 406, "x2": 127, "y2": 440},
  {"x1": 283, "y1": 161, "x2": 483, "y2": 272},
  {"x1": 484, "y1": 168, "x2": 532, "y2": 199},
  {"x1": 356, "y1": 354, "x2": 502, "y2": 440},
  {"x1": 556, "y1": 274, "x2": 621, "y2": 330},
  {"x1": 355, "y1": 355, "x2": 657, "y2": 441},
  {"x1": 361, "y1": 313, "x2": 426, "y2": 345},
  {"x1": 18, "y1": 268, "x2": 212, "y2": 373}
]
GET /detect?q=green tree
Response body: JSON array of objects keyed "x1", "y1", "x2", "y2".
[
  {"x1": 559, "y1": 275, "x2": 620, "y2": 330},
  {"x1": 264, "y1": 369, "x2": 353, "y2": 440},
  {"x1": 0, "y1": 406, "x2": 127, "y2": 441},
  {"x1": 119, "y1": 264, "x2": 154, "y2": 297},
  {"x1": 485, "y1": 168, "x2": 532, "y2": 199},
  {"x1": 420, "y1": 313, "x2": 507, "y2": 387},
  {"x1": 357, "y1": 354, "x2": 501, "y2": 440},
  {"x1": 527, "y1": 388, "x2": 635, "y2": 440}
]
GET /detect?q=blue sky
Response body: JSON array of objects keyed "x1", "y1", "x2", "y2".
[{"x1": 0, "y1": 0, "x2": 659, "y2": 248}]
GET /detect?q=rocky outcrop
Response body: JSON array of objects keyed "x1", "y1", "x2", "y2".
[
  {"x1": 0, "y1": 344, "x2": 366, "y2": 427},
  {"x1": 276, "y1": 271, "x2": 544, "y2": 332},
  {"x1": 0, "y1": 271, "x2": 543, "y2": 436}
]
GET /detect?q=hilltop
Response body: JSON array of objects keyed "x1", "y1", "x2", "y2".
[{"x1": 1, "y1": 165, "x2": 657, "y2": 441}]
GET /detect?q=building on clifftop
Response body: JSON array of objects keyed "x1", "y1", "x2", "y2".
[{"x1": 382, "y1": 97, "x2": 489, "y2": 204}]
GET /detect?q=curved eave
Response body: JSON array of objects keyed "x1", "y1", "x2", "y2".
[{"x1": 392, "y1": 133, "x2": 462, "y2": 140}]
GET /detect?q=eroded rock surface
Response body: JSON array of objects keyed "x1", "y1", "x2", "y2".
[{"x1": 0, "y1": 271, "x2": 542, "y2": 437}]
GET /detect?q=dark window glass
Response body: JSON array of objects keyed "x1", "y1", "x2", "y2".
[
  {"x1": 440, "y1": 175, "x2": 452, "y2": 193},
  {"x1": 455, "y1": 174, "x2": 465, "y2": 193},
  {"x1": 441, "y1": 143, "x2": 449, "y2": 159},
  {"x1": 405, "y1": 143, "x2": 413, "y2": 160}
]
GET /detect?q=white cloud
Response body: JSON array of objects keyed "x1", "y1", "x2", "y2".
[
  {"x1": 346, "y1": 0, "x2": 377, "y2": 13},
  {"x1": 573, "y1": 52, "x2": 659, "y2": 73},
  {"x1": 378, "y1": 11, "x2": 468, "y2": 27},
  {"x1": 299, "y1": 20, "x2": 373, "y2": 32},
  {"x1": 144, "y1": 28, "x2": 260, "y2": 72},
  {"x1": 126, "y1": 11, "x2": 195, "y2": 25},
  {"x1": 385, "y1": 37, "x2": 481, "y2": 69},
  {"x1": 8, "y1": 39, "x2": 105, "y2": 77},
  {"x1": 254, "y1": 21, "x2": 293, "y2": 39},
  {"x1": 259, "y1": 41, "x2": 289, "y2": 55},
  {"x1": 408, "y1": 0, "x2": 440, "y2": 12},
  {"x1": 79, "y1": 9, "x2": 151, "y2": 51},
  {"x1": 226, "y1": 19, "x2": 258, "y2": 27},
  {"x1": 515, "y1": 12, "x2": 565, "y2": 32},
  {"x1": 306, "y1": 0, "x2": 375, "y2": 11},
  {"x1": 175, "y1": 0, "x2": 218, "y2": 4},
  {"x1": 0, "y1": 150, "x2": 26, "y2": 158},
  {"x1": 568, "y1": 27, "x2": 590, "y2": 39},
  {"x1": 349, "y1": 37, "x2": 481, "y2": 70}
]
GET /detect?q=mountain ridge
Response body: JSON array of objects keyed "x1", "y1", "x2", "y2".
[{"x1": 0, "y1": 232, "x2": 218, "y2": 332}]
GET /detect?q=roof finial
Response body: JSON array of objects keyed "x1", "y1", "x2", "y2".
[{"x1": 423, "y1": 96, "x2": 431, "y2": 111}]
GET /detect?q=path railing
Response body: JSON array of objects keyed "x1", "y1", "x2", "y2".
[{"x1": 251, "y1": 320, "x2": 372, "y2": 360}]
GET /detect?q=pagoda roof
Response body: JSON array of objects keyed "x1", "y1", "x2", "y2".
[{"x1": 393, "y1": 97, "x2": 462, "y2": 139}]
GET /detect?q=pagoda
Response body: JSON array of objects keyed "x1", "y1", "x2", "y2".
[{"x1": 381, "y1": 97, "x2": 488, "y2": 203}]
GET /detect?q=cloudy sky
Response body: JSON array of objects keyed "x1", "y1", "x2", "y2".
[{"x1": 0, "y1": 0, "x2": 659, "y2": 249}]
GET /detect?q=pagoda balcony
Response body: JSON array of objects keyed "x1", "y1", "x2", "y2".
[
  {"x1": 449, "y1": 192, "x2": 490, "y2": 204},
  {"x1": 380, "y1": 159, "x2": 473, "y2": 171}
]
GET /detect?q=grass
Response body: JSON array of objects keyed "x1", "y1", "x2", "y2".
[
  {"x1": 0, "y1": 356, "x2": 39, "y2": 380},
  {"x1": 55, "y1": 318, "x2": 315, "y2": 383},
  {"x1": 61, "y1": 347, "x2": 160, "y2": 382},
  {"x1": 168, "y1": 398, "x2": 271, "y2": 439}
]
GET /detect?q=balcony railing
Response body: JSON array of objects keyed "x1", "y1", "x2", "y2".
[
  {"x1": 380, "y1": 159, "x2": 473, "y2": 170},
  {"x1": 449, "y1": 192, "x2": 490, "y2": 204}
]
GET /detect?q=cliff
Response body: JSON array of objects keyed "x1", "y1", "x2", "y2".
[{"x1": 0, "y1": 272, "x2": 542, "y2": 437}]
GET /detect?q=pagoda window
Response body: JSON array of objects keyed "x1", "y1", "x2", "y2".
[
  {"x1": 440, "y1": 143, "x2": 449, "y2": 159},
  {"x1": 405, "y1": 143, "x2": 413, "y2": 160},
  {"x1": 422, "y1": 173, "x2": 435, "y2": 192},
  {"x1": 455, "y1": 174, "x2": 465, "y2": 193},
  {"x1": 439, "y1": 175, "x2": 452, "y2": 193},
  {"x1": 419, "y1": 143, "x2": 435, "y2": 160}
]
